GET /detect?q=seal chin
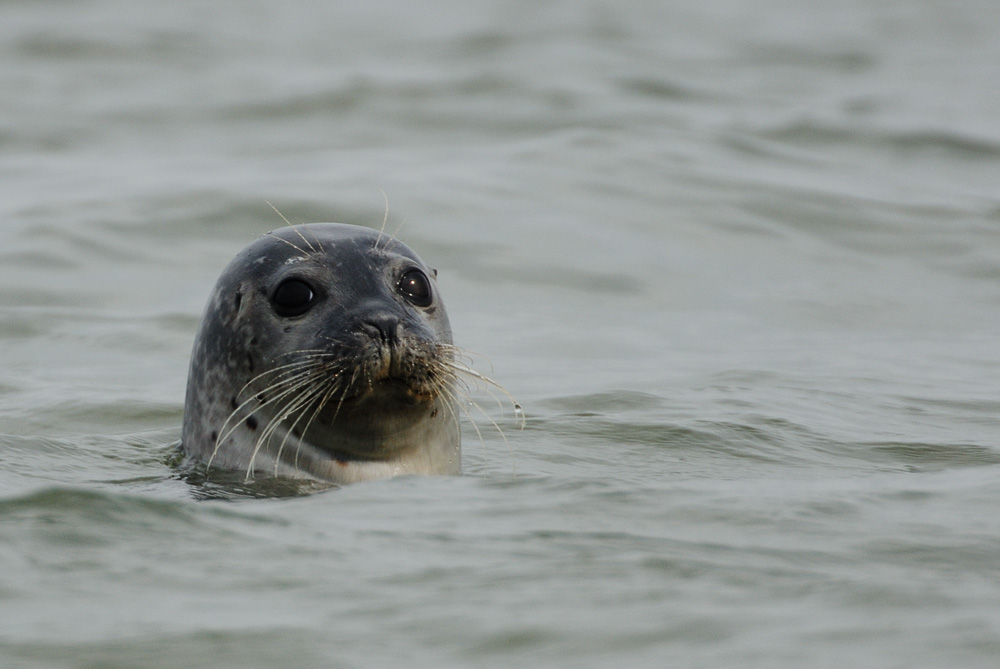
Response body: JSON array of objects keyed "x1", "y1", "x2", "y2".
[{"x1": 307, "y1": 351, "x2": 450, "y2": 460}]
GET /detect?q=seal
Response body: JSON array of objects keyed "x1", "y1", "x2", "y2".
[{"x1": 181, "y1": 223, "x2": 461, "y2": 484}]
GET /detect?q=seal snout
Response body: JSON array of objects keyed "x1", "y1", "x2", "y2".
[
  {"x1": 359, "y1": 313, "x2": 404, "y2": 346},
  {"x1": 357, "y1": 315, "x2": 425, "y2": 383},
  {"x1": 357, "y1": 317, "x2": 397, "y2": 380}
]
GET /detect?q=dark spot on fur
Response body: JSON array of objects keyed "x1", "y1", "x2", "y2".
[
  {"x1": 230, "y1": 396, "x2": 238, "y2": 409},
  {"x1": 246, "y1": 353, "x2": 255, "y2": 373},
  {"x1": 256, "y1": 392, "x2": 266, "y2": 402},
  {"x1": 430, "y1": 408, "x2": 438, "y2": 418},
  {"x1": 246, "y1": 416, "x2": 258, "y2": 431},
  {"x1": 234, "y1": 291, "x2": 242, "y2": 311},
  {"x1": 211, "y1": 430, "x2": 218, "y2": 443}
]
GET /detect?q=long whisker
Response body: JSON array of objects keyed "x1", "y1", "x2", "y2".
[
  {"x1": 247, "y1": 376, "x2": 332, "y2": 480},
  {"x1": 266, "y1": 200, "x2": 294, "y2": 228},
  {"x1": 374, "y1": 189, "x2": 390, "y2": 252},
  {"x1": 267, "y1": 381, "x2": 328, "y2": 475},
  {"x1": 441, "y1": 357, "x2": 524, "y2": 428},
  {"x1": 265, "y1": 231, "x2": 311, "y2": 256},
  {"x1": 325, "y1": 361, "x2": 364, "y2": 428},
  {"x1": 244, "y1": 361, "x2": 349, "y2": 480},
  {"x1": 290, "y1": 375, "x2": 345, "y2": 473},
  {"x1": 210, "y1": 360, "x2": 334, "y2": 467},
  {"x1": 274, "y1": 371, "x2": 346, "y2": 475},
  {"x1": 439, "y1": 378, "x2": 514, "y2": 474},
  {"x1": 232, "y1": 354, "x2": 332, "y2": 398}
]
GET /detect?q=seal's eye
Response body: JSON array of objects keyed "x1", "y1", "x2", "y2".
[
  {"x1": 398, "y1": 269, "x2": 432, "y2": 307},
  {"x1": 271, "y1": 278, "x2": 316, "y2": 317}
]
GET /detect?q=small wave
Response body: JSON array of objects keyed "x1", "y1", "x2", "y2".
[{"x1": 746, "y1": 119, "x2": 1000, "y2": 161}]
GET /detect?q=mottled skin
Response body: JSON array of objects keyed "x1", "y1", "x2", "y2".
[{"x1": 182, "y1": 224, "x2": 460, "y2": 484}]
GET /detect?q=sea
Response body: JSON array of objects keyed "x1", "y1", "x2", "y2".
[{"x1": 2, "y1": 1, "x2": 1000, "y2": 667}]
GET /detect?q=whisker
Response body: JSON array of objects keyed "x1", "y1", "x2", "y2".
[
  {"x1": 248, "y1": 379, "x2": 330, "y2": 480},
  {"x1": 210, "y1": 360, "x2": 334, "y2": 466},
  {"x1": 266, "y1": 201, "x2": 295, "y2": 228},
  {"x1": 273, "y1": 373, "x2": 346, "y2": 475},
  {"x1": 265, "y1": 230, "x2": 311, "y2": 257},
  {"x1": 374, "y1": 189, "x2": 390, "y2": 252},
  {"x1": 442, "y1": 358, "x2": 524, "y2": 428},
  {"x1": 245, "y1": 370, "x2": 339, "y2": 480},
  {"x1": 325, "y1": 362, "x2": 364, "y2": 428},
  {"x1": 290, "y1": 376, "x2": 345, "y2": 473}
]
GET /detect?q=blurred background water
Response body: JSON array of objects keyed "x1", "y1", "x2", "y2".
[{"x1": 2, "y1": 0, "x2": 1000, "y2": 667}]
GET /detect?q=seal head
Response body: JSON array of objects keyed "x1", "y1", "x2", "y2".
[{"x1": 182, "y1": 223, "x2": 460, "y2": 484}]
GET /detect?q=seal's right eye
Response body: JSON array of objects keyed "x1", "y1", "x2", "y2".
[{"x1": 271, "y1": 278, "x2": 316, "y2": 317}]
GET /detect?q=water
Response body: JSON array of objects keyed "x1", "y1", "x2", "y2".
[{"x1": 2, "y1": 0, "x2": 1000, "y2": 666}]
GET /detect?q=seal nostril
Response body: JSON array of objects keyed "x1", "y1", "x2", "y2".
[{"x1": 360, "y1": 316, "x2": 401, "y2": 344}]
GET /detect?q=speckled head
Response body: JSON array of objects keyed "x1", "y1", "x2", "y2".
[{"x1": 182, "y1": 223, "x2": 460, "y2": 484}]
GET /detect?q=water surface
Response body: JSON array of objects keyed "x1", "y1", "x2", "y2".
[{"x1": 2, "y1": 1, "x2": 1000, "y2": 667}]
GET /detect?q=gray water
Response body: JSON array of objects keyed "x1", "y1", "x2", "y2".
[{"x1": 2, "y1": 0, "x2": 1000, "y2": 666}]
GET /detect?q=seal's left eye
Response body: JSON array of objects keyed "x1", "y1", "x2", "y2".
[
  {"x1": 398, "y1": 269, "x2": 432, "y2": 307},
  {"x1": 272, "y1": 278, "x2": 316, "y2": 317}
]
